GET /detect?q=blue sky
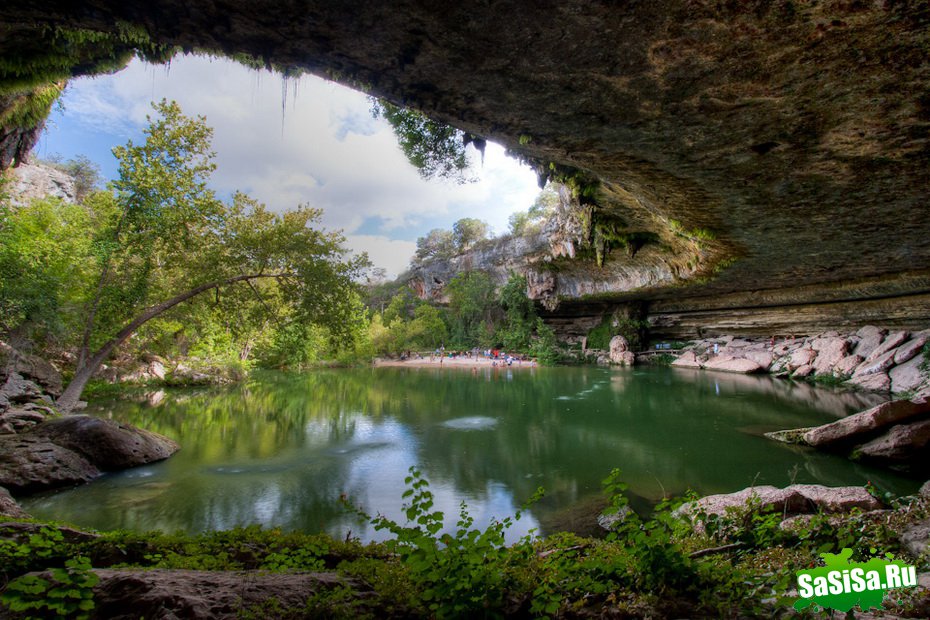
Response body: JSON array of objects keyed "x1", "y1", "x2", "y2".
[{"x1": 34, "y1": 55, "x2": 541, "y2": 277}]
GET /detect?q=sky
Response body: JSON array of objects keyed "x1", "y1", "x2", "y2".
[{"x1": 33, "y1": 54, "x2": 541, "y2": 278}]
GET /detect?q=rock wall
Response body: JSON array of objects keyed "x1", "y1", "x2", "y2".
[
  {"x1": 2, "y1": 1, "x2": 929, "y2": 337},
  {"x1": 7, "y1": 162, "x2": 76, "y2": 206}
]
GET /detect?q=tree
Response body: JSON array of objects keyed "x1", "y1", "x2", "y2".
[
  {"x1": 451, "y1": 218, "x2": 489, "y2": 252},
  {"x1": 445, "y1": 271, "x2": 497, "y2": 347},
  {"x1": 508, "y1": 185, "x2": 559, "y2": 236},
  {"x1": 371, "y1": 99, "x2": 473, "y2": 183},
  {"x1": 55, "y1": 101, "x2": 368, "y2": 410},
  {"x1": 414, "y1": 228, "x2": 455, "y2": 262},
  {"x1": 497, "y1": 273, "x2": 536, "y2": 351}
]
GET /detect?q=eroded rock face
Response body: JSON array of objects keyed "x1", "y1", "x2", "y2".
[
  {"x1": 855, "y1": 419, "x2": 930, "y2": 470},
  {"x1": 1, "y1": 2, "x2": 929, "y2": 335}
]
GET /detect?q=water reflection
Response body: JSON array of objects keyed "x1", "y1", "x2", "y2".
[{"x1": 21, "y1": 367, "x2": 918, "y2": 540}]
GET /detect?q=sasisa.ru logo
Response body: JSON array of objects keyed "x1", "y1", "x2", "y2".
[{"x1": 794, "y1": 548, "x2": 918, "y2": 612}]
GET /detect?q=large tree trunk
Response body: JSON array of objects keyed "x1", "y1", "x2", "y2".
[{"x1": 56, "y1": 273, "x2": 286, "y2": 412}]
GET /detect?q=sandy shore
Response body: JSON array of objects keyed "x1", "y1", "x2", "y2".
[{"x1": 373, "y1": 356, "x2": 538, "y2": 370}]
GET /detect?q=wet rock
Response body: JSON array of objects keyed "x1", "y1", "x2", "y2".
[
  {"x1": 678, "y1": 484, "x2": 883, "y2": 519},
  {"x1": 853, "y1": 326, "x2": 887, "y2": 359},
  {"x1": 33, "y1": 415, "x2": 179, "y2": 471},
  {"x1": 895, "y1": 335, "x2": 928, "y2": 365},
  {"x1": 854, "y1": 419, "x2": 930, "y2": 471},
  {"x1": 792, "y1": 364, "x2": 814, "y2": 378},
  {"x1": 848, "y1": 372, "x2": 891, "y2": 392},
  {"x1": 89, "y1": 569, "x2": 368, "y2": 620},
  {"x1": 0, "y1": 435, "x2": 99, "y2": 493},
  {"x1": 803, "y1": 397, "x2": 930, "y2": 448},
  {"x1": 899, "y1": 518, "x2": 929, "y2": 559},
  {"x1": 0, "y1": 486, "x2": 29, "y2": 519},
  {"x1": 890, "y1": 355, "x2": 927, "y2": 394},
  {"x1": 703, "y1": 356, "x2": 762, "y2": 374},
  {"x1": 597, "y1": 505, "x2": 631, "y2": 531},
  {"x1": 672, "y1": 351, "x2": 702, "y2": 368}
]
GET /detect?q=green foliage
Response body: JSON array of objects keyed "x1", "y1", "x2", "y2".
[
  {"x1": 354, "y1": 467, "x2": 542, "y2": 618},
  {"x1": 0, "y1": 556, "x2": 98, "y2": 619},
  {"x1": 586, "y1": 314, "x2": 649, "y2": 351},
  {"x1": 0, "y1": 197, "x2": 96, "y2": 337},
  {"x1": 509, "y1": 186, "x2": 558, "y2": 236},
  {"x1": 496, "y1": 273, "x2": 536, "y2": 351},
  {"x1": 445, "y1": 271, "x2": 497, "y2": 348},
  {"x1": 413, "y1": 228, "x2": 455, "y2": 263},
  {"x1": 371, "y1": 99, "x2": 472, "y2": 183},
  {"x1": 920, "y1": 343, "x2": 930, "y2": 372},
  {"x1": 450, "y1": 217, "x2": 489, "y2": 251},
  {"x1": 530, "y1": 318, "x2": 560, "y2": 366}
]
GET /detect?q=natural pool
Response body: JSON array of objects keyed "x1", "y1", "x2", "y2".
[{"x1": 21, "y1": 366, "x2": 922, "y2": 541}]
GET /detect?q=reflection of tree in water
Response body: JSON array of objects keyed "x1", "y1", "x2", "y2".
[{"x1": 63, "y1": 367, "x2": 921, "y2": 538}]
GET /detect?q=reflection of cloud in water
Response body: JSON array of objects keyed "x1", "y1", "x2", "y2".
[{"x1": 441, "y1": 416, "x2": 498, "y2": 430}]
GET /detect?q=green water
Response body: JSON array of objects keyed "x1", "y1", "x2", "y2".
[{"x1": 21, "y1": 366, "x2": 921, "y2": 541}]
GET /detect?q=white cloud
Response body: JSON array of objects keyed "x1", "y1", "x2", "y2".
[
  {"x1": 50, "y1": 54, "x2": 541, "y2": 276},
  {"x1": 345, "y1": 235, "x2": 418, "y2": 279}
]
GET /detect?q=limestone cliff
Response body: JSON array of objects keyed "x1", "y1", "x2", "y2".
[{"x1": 1, "y1": 1, "x2": 928, "y2": 337}]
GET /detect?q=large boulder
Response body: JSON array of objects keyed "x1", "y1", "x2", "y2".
[
  {"x1": 810, "y1": 337, "x2": 849, "y2": 375},
  {"x1": 864, "y1": 330, "x2": 910, "y2": 363},
  {"x1": 853, "y1": 326, "x2": 887, "y2": 359},
  {"x1": 854, "y1": 419, "x2": 930, "y2": 471},
  {"x1": 89, "y1": 569, "x2": 368, "y2": 620},
  {"x1": 803, "y1": 397, "x2": 930, "y2": 448},
  {"x1": 894, "y1": 335, "x2": 928, "y2": 365},
  {"x1": 890, "y1": 355, "x2": 927, "y2": 394},
  {"x1": 703, "y1": 356, "x2": 763, "y2": 374},
  {"x1": 788, "y1": 347, "x2": 817, "y2": 371},
  {"x1": 0, "y1": 435, "x2": 100, "y2": 493},
  {"x1": 608, "y1": 335, "x2": 634, "y2": 366},
  {"x1": 672, "y1": 350, "x2": 702, "y2": 369},
  {"x1": 899, "y1": 519, "x2": 930, "y2": 559},
  {"x1": 0, "y1": 485, "x2": 29, "y2": 519},
  {"x1": 834, "y1": 354, "x2": 864, "y2": 376},
  {"x1": 854, "y1": 348, "x2": 899, "y2": 378},
  {"x1": 33, "y1": 415, "x2": 179, "y2": 471},
  {"x1": 677, "y1": 484, "x2": 883, "y2": 519},
  {"x1": 848, "y1": 371, "x2": 891, "y2": 392},
  {"x1": 0, "y1": 416, "x2": 179, "y2": 494}
]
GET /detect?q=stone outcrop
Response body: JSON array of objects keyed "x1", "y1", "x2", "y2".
[
  {"x1": 87, "y1": 569, "x2": 367, "y2": 620},
  {"x1": 669, "y1": 327, "x2": 930, "y2": 394},
  {"x1": 7, "y1": 162, "x2": 76, "y2": 205},
  {"x1": 677, "y1": 484, "x2": 884, "y2": 520},
  {"x1": 0, "y1": 416, "x2": 178, "y2": 494},
  {"x1": 767, "y1": 397, "x2": 930, "y2": 473}
]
